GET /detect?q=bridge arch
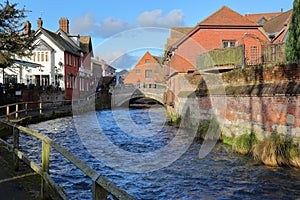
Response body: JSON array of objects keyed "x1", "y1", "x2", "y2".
[{"x1": 111, "y1": 83, "x2": 166, "y2": 107}]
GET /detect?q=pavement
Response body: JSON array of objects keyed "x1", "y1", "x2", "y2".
[{"x1": 0, "y1": 144, "x2": 41, "y2": 200}]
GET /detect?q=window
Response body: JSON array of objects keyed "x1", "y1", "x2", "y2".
[
  {"x1": 33, "y1": 52, "x2": 36, "y2": 61},
  {"x1": 136, "y1": 69, "x2": 141, "y2": 75},
  {"x1": 66, "y1": 54, "x2": 69, "y2": 65},
  {"x1": 69, "y1": 55, "x2": 72, "y2": 66},
  {"x1": 41, "y1": 52, "x2": 44, "y2": 62},
  {"x1": 249, "y1": 46, "x2": 258, "y2": 65},
  {"x1": 45, "y1": 52, "x2": 48, "y2": 62},
  {"x1": 145, "y1": 70, "x2": 152, "y2": 79},
  {"x1": 37, "y1": 52, "x2": 40, "y2": 62},
  {"x1": 222, "y1": 40, "x2": 236, "y2": 48},
  {"x1": 145, "y1": 59, "x2": 150, "y2": 64}
]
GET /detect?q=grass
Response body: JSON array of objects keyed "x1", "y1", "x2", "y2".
[
  {"x1": 195, "y1": 118, "x2": 221, "y2": 141},
  {"x1": 232, "y1": 131, "x2": 257, "y2": 155},
  {"x1": 165, "y1": 111, "x2": 181, "y2": 128},
  {"x1": 253, "y1": 134, "x2": 300, "y2": 167}
]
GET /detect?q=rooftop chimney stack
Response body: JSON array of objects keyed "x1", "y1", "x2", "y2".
[
  {"x1": 59, "y1": 18, "x2": 69, "y2": 33},
  {"x1": 24, "y1": 20, "x2": 31, "y2": 36},
  {"x1": 37, "y1": 18, "x2": 43, "y2": 28}
]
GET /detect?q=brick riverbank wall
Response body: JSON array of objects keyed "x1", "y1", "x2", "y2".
[{"x1": 174, "y1": 63, "x2": 300, "y2": 143}]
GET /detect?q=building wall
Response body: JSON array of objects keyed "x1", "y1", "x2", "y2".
[
  {"x1": 170, "y1": 28, "x2": 269, "y2": 73},
  {"x1": 124, "y1": 52, "x2": 165, "y2": 84}
]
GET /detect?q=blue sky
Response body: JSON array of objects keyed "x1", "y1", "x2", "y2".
[{"x1": 14, "y1": 0, "x2": 294, "y2": 70}]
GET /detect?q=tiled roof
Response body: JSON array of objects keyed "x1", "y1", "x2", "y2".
[
  {"x1": 39, "y1": 28, "x2": 80, "y2": 55},
  {"x1": 153, "y1": 56, "x2": 163, "y2": 64},
  {"x1": 170, "y1": 27, "x2": 194, "y2": 38},
  {"x1": 80, "y1": 36, "x2": 92, "y2": 54},
  {"x1": 165, "y1": 27, "x2": 193, "y2": 49},
  {"x1": 199, "y1": 6, "x2": 258, "y2": 27},
  {"x1": 245, "y1": 12, "x2": 282, "y2": 24},
  {"x1": 263, "y1": 9, "x2": 292, "y2": 34},
  {"x1": 170, "y1": 6, "x2": 260, "y2": 50}
]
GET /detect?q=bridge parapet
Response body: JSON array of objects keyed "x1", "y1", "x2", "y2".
[{"x1": 112, "y1": 83, "x2": 167, "y2": 107}]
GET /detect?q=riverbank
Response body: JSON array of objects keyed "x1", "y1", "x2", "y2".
[{"x1": 167, "y1": 63, "x2": 300, "y2": 168}]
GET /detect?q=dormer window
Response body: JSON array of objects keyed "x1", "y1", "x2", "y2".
[{"x1": 222, "y1": 40, "x2": 236, "y2": 48}]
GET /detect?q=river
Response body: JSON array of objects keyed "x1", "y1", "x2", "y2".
[{"x1": 12, "y1": 108, "x2": 300, "y2": 199}]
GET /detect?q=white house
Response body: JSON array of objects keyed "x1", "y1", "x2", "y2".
[{"x1": 1, "y1": 18, "x2": 94, "y2": 100}]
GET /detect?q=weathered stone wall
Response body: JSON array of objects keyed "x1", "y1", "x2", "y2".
[
  {"x1": 172, "y1": 64, "x2": 300, "y2": 143},
  {"x1": 218, "y1": 96, "x2": 299, "y2": 142}
]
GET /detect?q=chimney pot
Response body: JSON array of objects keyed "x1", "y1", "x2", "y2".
[
  {"x1": 37, "y1": 18, "x2": 43, "y2": 28},
  {"x1": 24, "y1": 20, "x2": 31, "y2": 35}
]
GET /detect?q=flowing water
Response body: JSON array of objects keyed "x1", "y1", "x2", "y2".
[{"x1": 11, "y1": 108, "x2": 300, "y2": 200}]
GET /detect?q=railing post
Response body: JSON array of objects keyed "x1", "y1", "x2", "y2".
[
  {"x1": 41, "y1": 137, "x2": 50, "y2": 199},
  {"x1": 13, "y1": 126, "x2": 20, "y2": 171},
  {"x1": 15, "y1": 104, "x2": 19, "y2": 119},
  {"x1": 6, "y1": 105, "x2": 9, "y2": 121},
  {"x1": 25, "y1": 103, "x2": 28, "y2": 116},
  {"x1": 39, "y1": 102, "x2": 42, "y2": 114},
  {"x1": 92, "y1": 175, "x2": 107, "y2": 200}
]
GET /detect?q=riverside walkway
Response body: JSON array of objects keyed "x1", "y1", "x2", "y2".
[
  {"x1": 0, "y1": 143, "x2": 41, "y2": 199},
  {"x1": 0, "y1": 101, "x2": 72, "y2": 199}
]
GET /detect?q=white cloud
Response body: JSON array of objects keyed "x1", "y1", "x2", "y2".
[
  {"x1": 70, "y1": 13, "x2": 96, "y2": 34},
  {"x1": 70, "y1": 13, "x2": 135, "y2": 38},
  {"x1": 96, "y1": 17, "x2": 135, "y2": 38},
  {"x1": 136, "y1": 9, "x2": 185, "y2": 28},
  {"x1": 71, "y1": 9, "x2": 185, "y2": 38}
]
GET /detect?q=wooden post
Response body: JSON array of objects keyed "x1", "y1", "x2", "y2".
[
  {"x1": 39, "y1": 102, "x2": 42, "y2": 114},
  {"x1": 15, "y1": 104, "x2": 19, "y2": 119},
  {"x1": 25, "y1": 103, "x2": 28, "y2": 116},
  {"x1": 13, "y1": 126, "x2": 20, "y2": 171},
  {"x1": 6, "y1": 106, "x2": 9, "y2": 121},
  {"x1": 41, "y1": 138, "x2": 50, "y2": 199},
  {"x1": 92, "y1": 175, "x2": 107, "y2": 200}
]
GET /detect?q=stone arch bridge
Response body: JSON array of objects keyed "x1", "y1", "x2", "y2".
[{"x1": 111, "y1": 83, "x2": 166, "y2": 107}]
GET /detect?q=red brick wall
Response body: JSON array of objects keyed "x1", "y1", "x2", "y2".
[
  {"x1": 170, "y1": 28, "x2": 269, "y2": 73},
  {"x1": 64, "y1": 52, "x2": 80, "y2": 100},
  {"x1": 172, "y1": 64, "x2": 300, "y2": 141}
]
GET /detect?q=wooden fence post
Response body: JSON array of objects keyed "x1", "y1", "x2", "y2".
[
  {"x1": 6, "y1": 105, "x2": 9, "y2": 121},
  {"x1": 39, "y1": 102, "x2": 42, "y2": 114},
  {"x1": 15, "y1": 104, "x2": 19, "y2": 119},
  {"x1": 41, "y1": 137, "x2": 50, "y2": 199},
  {"x1": 25, "y1": 103, "x2": 28, "y2": 116},
  {"x1": 92, "y1": 174, "x2": 107, "y2": 200},
  {"x1": 13, "y1": 126, "x2": 20, "y2": 171}
]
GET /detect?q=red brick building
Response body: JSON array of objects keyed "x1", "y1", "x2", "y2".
[
  {"x1": 124, "y1": 51, "x2": 165, "y2": 85},
  {"x1": 163, "y1": 6, "x2": 291, "y2": 109},
  {"x1": 165, "y1": 6, "x2": 271, "y2": 74}
]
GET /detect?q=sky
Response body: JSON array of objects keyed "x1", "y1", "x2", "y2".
[{"x1": 12, "y1": 0, "x2": 294, "y2": 70}]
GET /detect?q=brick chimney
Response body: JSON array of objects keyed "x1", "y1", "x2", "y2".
[
  {"x1": 24, "y1": 20, "x2": 31, "y2": 36},
  {"x1": 59, "y1": 18, "x2": 69, "y2": 33},
  {"x1": 37, "y1": 18, "x2": 43, "y2": 28}
]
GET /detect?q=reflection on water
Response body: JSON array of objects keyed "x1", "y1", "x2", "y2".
[{"x1": 12, "y1": 109, "x2": 300, "y2": 200}]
